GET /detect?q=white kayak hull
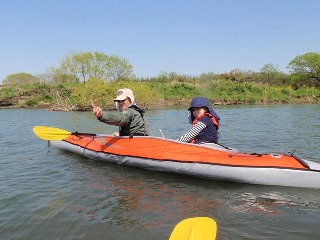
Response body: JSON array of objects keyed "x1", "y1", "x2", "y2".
[{"x1": 50, "y1": 139, "x2": 320, "y2": 189}]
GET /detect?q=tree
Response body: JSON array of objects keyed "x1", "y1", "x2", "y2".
[
  {"x1": 50, "y1": 51, "x2": 135, "y2": 83},
  {"x1": 287, "y1": 52, "x2": 320, "y2": 84},
  {"x1": 71, "y1": 78, "x2": 110, "y2": 110},
  {"x1": 105, "y1": 55, "x2": 135, "y2": 81},
  {"x1": 44, "y1": 67, "x2": 78, "y2": 84},
  {"x1": 260, "y1": 63, "x2": 279, "y2": 84},
  {"x1": 3, "y1": 73, "x2": 41, "y2": 85},
  {"x1": 220, "y1": 69, "x2": 246, "y2": 82},
  {"x1": 53, "y1": 52, "x2": 94, "y2": 83}
]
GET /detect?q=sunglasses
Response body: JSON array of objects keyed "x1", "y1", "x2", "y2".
[{"x1": 116, "y1": 98, "x2": 128, "y2": 103}]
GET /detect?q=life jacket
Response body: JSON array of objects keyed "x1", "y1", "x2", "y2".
[
  {"x1": 122, "y1": 105, "x2": 148, "y2": 136},
  {"x1": 129, "y1": 105, "x2": 145, "y2": 118},
  {"x1": 192, "y1": 112, "x2": 219, "y2": 129},
  {"x1": 190, "y1": 113, "x2": 219, "y2": 144}
]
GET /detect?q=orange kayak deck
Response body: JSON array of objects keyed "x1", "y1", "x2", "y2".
[{"x1": 64, "y1": 135, "x2": 309, "y2": 170}]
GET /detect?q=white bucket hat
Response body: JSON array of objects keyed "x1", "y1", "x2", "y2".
[{"x1": 114, "y1": 88, "x2": 135, "y2": 111}]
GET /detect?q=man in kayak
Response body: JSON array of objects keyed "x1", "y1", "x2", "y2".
[
  {"x1": 92, "y1": 88, "x2": 148, "y2": 136},
  {"x1": 178, "y1": 97, "x2": 220, "y2": 144}
]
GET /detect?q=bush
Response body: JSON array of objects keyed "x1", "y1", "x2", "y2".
[
  {"x1": 0, "y1": 87, "x2": 17, "y2": 99},
  {"x1": 26, "y1": 99, "x2": 38, "y2": 106},
  {"x1": 108, "y1": 80, "x2": 163, "y2": 109}
]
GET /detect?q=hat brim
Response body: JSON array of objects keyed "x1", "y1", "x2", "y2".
[
  {"x1": 188, "y1": 106, "x2": 207, "y2": 111},
  {"x1": 114, "y1": 95, "x2": 127, "y2": 101}
]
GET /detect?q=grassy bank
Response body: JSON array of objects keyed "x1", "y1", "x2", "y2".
[{"x1": 1, "y1": 78, "x2": 319, "y2": 110}]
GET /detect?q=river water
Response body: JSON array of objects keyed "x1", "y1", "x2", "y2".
[{"x1": 1, "y1": 105, "x2": 320, "y2": 239}]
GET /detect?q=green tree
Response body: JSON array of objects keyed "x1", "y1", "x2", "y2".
[
  {"x1": 3, "y1": 73, "x2": 41, "y2": 85},
  {"x1": 71, "y1": 78, "x2": 110, "y2": 110},
  {"x1": 45, "y1": 67, "x2": 78, "y2": 84},
  {"x1": 260, "y1": 63, "x2": 279, "y2": 84},
  {"x1": 106, "y1": 55, "x2": 135, "y2": 81},
  {"x1": 49, "y1": 51, "x2": 135, "y2": 83},
  {"x1": 57, "y1": 52, "x2": 94, "y2": 83},
  {"x1": 221, "y1": 69, "x2": 246, "y2": 82},
  {"x1": 287, "y1": 52, "x2": 320, "y2": 85}
]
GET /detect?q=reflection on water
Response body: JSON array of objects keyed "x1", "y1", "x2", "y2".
[{"x1": 0, "y1": 105, "x2": 320, "y2": 239}]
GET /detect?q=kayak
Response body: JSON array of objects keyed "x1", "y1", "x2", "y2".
[{"x1": 33, "y1": 126, "x2": 320, "y2": 189}]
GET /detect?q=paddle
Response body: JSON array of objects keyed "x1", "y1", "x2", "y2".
[
  {"x1": 169, "y1": 217, "x2": 217, "y2": 240},
  {"x1": 33, "y1": 126, "x2": 96, "y2": 141}
]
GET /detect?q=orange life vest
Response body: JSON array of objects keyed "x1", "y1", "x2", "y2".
[
  {"x1": 189, "y1": 113, "x2": 219, "y2": 143},
  {"x1": 192, "y1": 112, "x2": 219, "y2": 129}
]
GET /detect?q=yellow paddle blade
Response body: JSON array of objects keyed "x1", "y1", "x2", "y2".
[
  {"x1": 33, "y1": 126, "x2": 72, "y2": 141},
  {"x1": 169, "y1": 217, "x2": 217, "y2": 240}
]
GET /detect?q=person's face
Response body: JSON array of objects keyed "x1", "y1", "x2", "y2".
[
  {"x1": 117, "y1": 98, "x2": 131, "y2": 110},
  {"x1": 192, "y1": 107, "x2": 206, "y2": 118}
]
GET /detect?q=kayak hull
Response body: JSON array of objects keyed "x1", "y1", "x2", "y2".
[{"x1": 49, "y1": 134, "x2": 320, "y2": 189}]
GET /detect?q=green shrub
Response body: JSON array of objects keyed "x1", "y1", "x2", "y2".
[
  {"x1": 0, "y1": 87, "x2": 17, "y2": 99},
  {"x1": 26, "y1": 99, "x2": 38, "y2": 106}
]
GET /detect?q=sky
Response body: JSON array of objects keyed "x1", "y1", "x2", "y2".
[{"x1": 1, "y1": 0, "x2": 319, "y2": 83}]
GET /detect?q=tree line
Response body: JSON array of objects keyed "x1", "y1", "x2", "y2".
[{"x1": 1, "y1": 51, "x2": 320, "y2": 110}]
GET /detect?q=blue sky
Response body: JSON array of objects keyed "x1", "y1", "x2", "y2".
[{"x1": 1, "y1": 0, "x2": 319, "y2": 83}]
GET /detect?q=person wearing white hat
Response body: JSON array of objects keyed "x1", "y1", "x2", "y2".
[{"x1": 92, "y1": 88, "x2": 147, "y2": 136}]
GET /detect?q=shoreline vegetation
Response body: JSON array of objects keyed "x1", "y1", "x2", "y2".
[
  {"x1": 1, "y1": 76, "x2": 319, "y2": 111},
  {"x1": 1, "y1": 51, "x2": 319, "y2": 111}
]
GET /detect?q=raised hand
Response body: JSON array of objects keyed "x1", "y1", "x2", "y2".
[{"x1": 91, "y1": 99, "x2": 103, "y2": 118}]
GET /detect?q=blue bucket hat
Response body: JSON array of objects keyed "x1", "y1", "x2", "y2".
[{"x1": 188, "y1": 97, "x2": 220, "y2": 124}]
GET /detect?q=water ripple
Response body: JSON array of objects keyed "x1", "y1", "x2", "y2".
[{"x1": 1, "y1": 106, "x2": 320, "y2": 239}]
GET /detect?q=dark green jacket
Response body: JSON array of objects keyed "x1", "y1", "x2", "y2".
[{"x1": 98, "y1": 106, "x2": 147, "y2": 136}]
